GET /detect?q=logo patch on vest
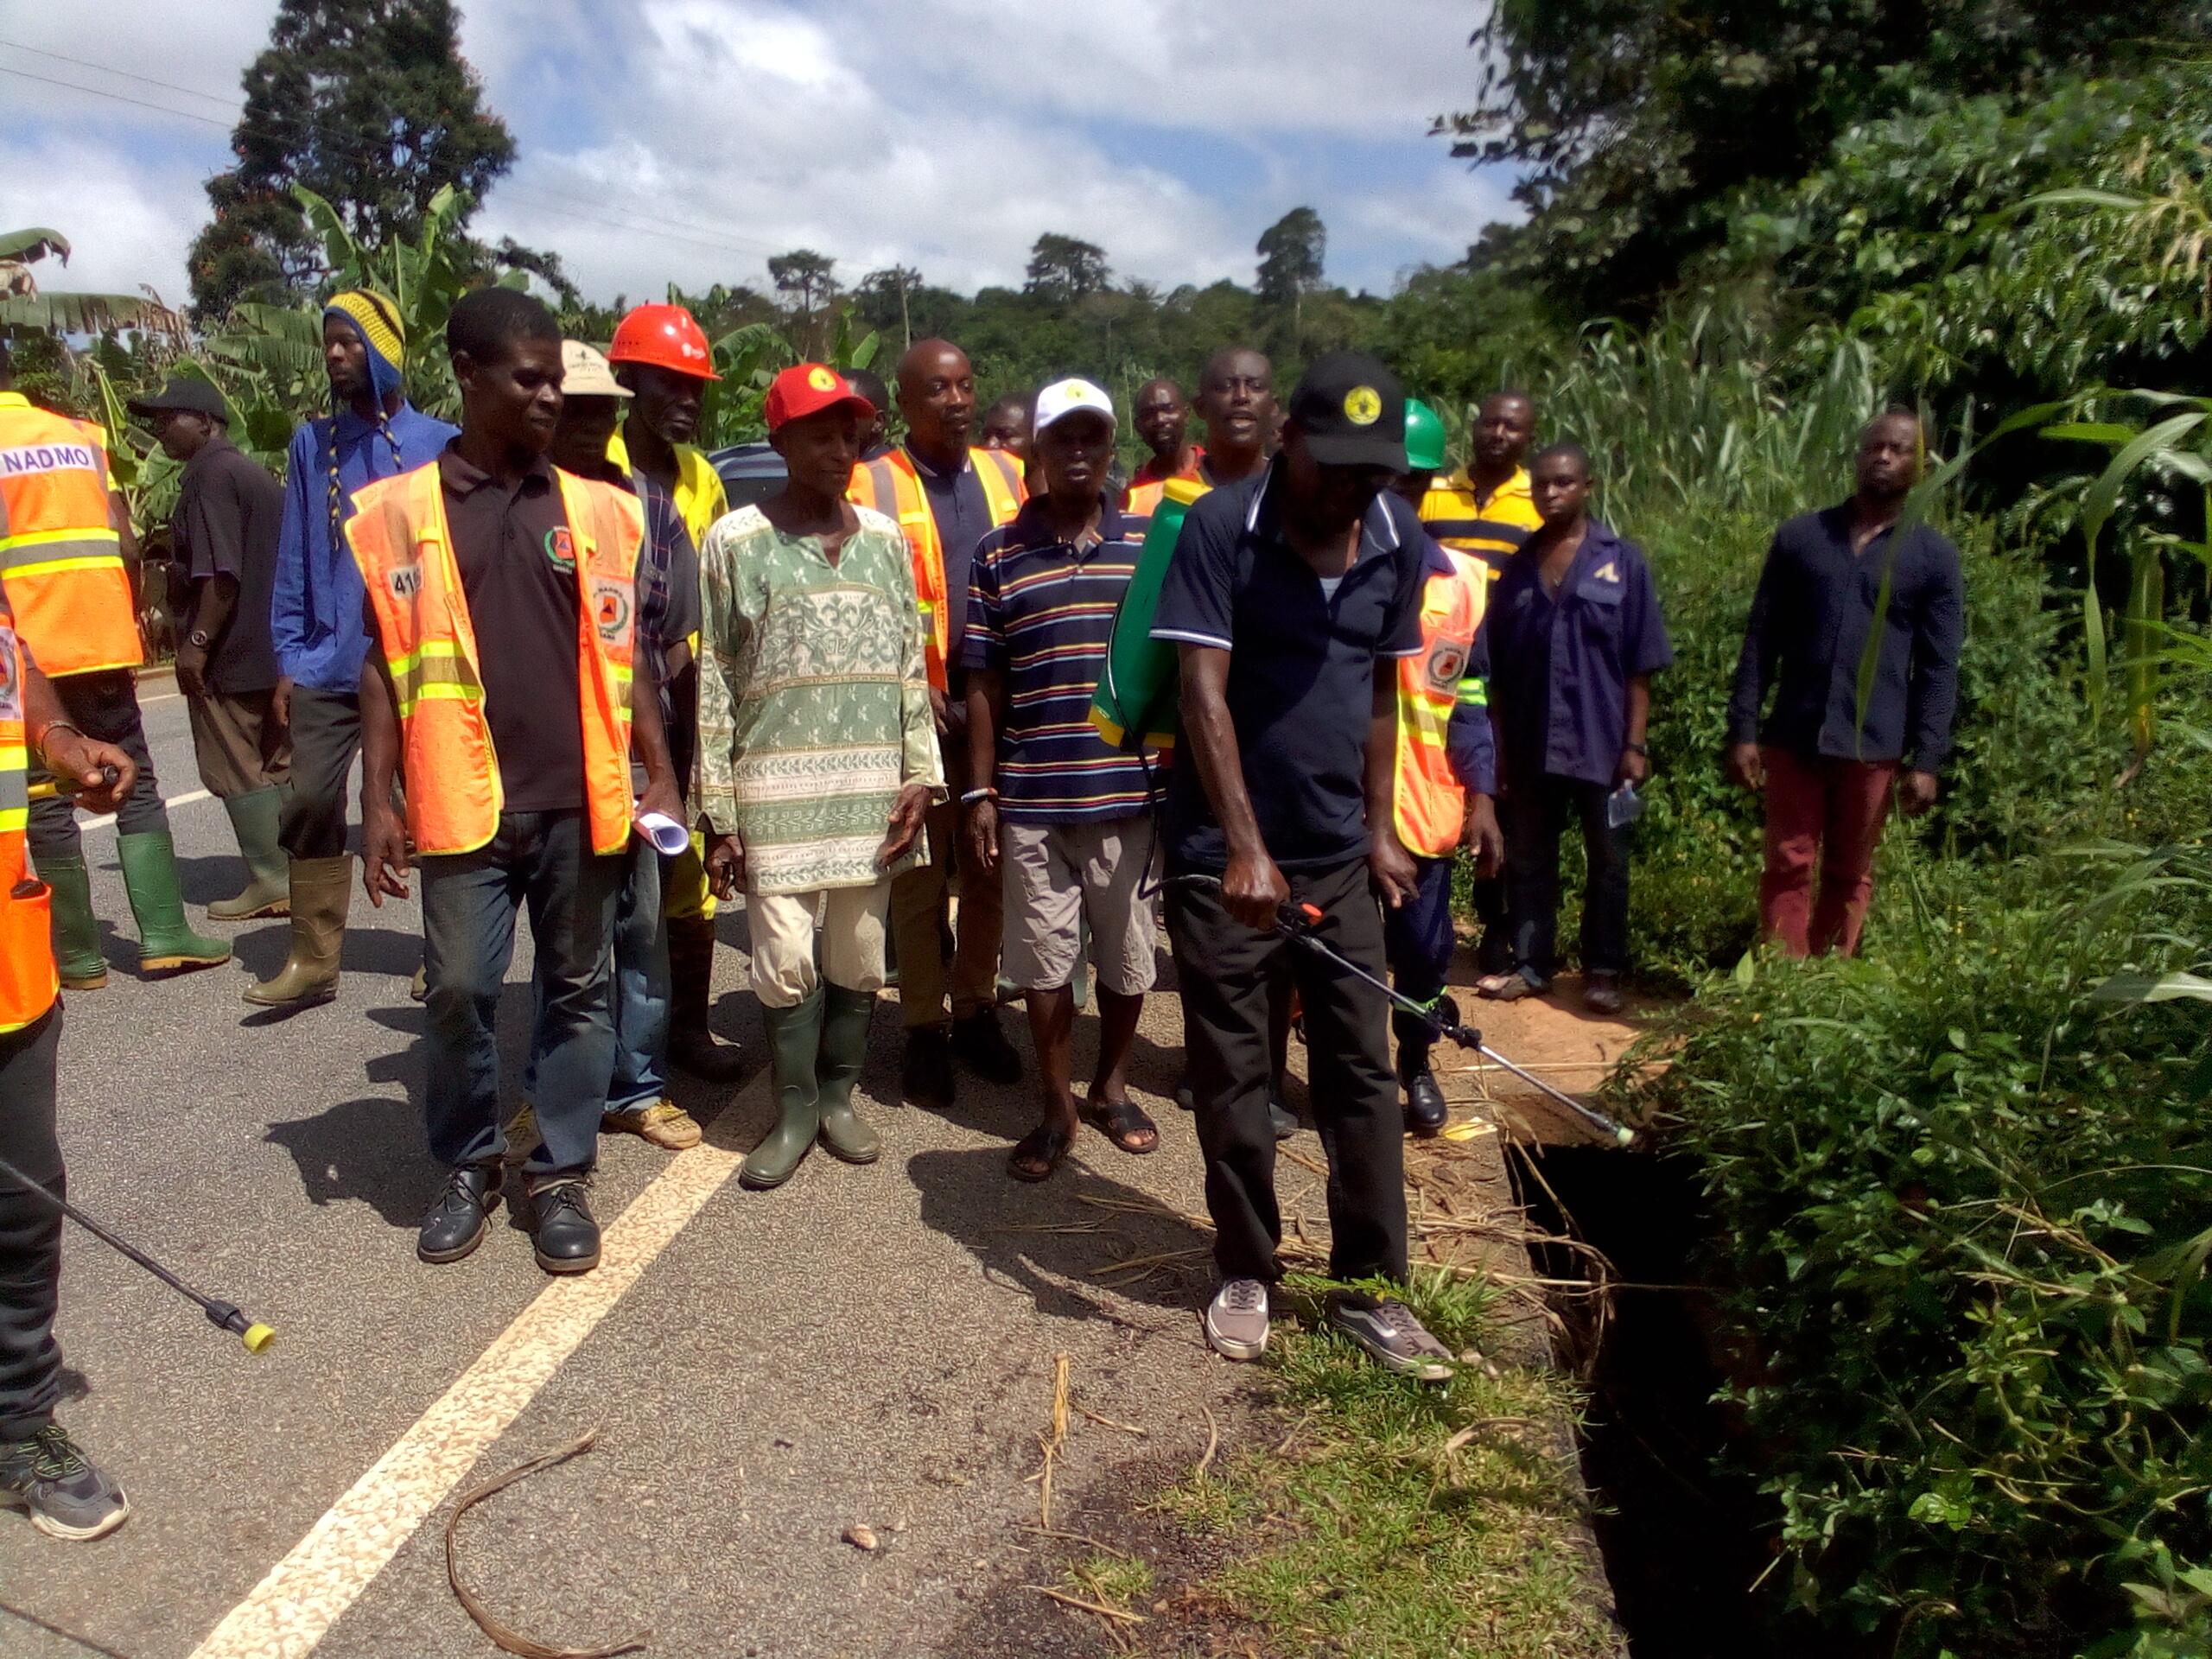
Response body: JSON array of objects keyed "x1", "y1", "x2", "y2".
[
  {"x1": 387, "y1": 564, "x2": 423, "y2": 600},
  {"x1": 1425, "y1": 640, "x2": 1467, "y2": 692},
  {"x1": 591, "y1": 579, "x2": 632, "y2": 645},
  {"x1": 544, "y1": 526, "x2": 577, "y2": 574}
]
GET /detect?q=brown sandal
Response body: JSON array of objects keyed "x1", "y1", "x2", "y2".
[
  {"x1": 1080, "y1": 1095, "x2": 1160, "y2": 1154},
  {"x1": 1007, "y1": 1123, "x2": 1073, "y2": 1182}
]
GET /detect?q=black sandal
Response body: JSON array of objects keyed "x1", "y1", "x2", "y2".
[
  {"x1": 1007, "y1": 1123, "x2": 1073, "y2": 1183},
  {"x1": 1080, "y1": 1095, "x2": 1160, "y2": 1155}
]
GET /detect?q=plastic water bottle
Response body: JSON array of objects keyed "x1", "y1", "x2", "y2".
[{"x1": 1605, "y1": 780, "x2": 1644, "y2": 830}]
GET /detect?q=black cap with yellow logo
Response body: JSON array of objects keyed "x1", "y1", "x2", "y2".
[{"x1": 1285, "y1": 350, "x2": 1407, "y2": 469}]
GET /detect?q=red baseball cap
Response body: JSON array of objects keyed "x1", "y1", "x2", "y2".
[{"x1": 765, "y1": 363, "x2": 876, "y2": 431}]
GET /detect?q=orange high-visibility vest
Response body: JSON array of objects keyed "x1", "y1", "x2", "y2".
[
  {"x1": 0, "y1": 602, "x2": 59, "y2": 1032},
  {"x1": 0, "y1": 394, "x2": 140, "y2": 677},
  {"x1": 1394, "y1": 549, "x2": 1489, "y2": 858},
  {"x1": 848, "y1": 446, "x2": 1024, "y2": 690},
  {"x1": 346, "y1": 461, "x2": 643, "y2": 858}
]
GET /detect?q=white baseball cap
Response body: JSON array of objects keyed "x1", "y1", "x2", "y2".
[
  {"x1": 563, "y1": 340, "x2": 633, "y2": 399},
  {"x1": 1033, "y1": 377, "x2": 1115, "y2": 433}
]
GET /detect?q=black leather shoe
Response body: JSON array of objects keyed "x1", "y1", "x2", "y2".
[
  {"x1": 528, "y1": 1180, "x2": 601, "y2": 1274},
  {"x1": 950, "y1": 1009, "x2": 1022, "y2": 1085},
  {"x1": 902, "y1": 1027, "x2": 956, "y2": 1108},
  {"x1": 670, "y1": 1025, "x2": 747, "y2": 1084},
  {"x1": 1268, "y1": 1097, "x2": 1300, "y2": 1141},
  {"x1": 1403, "y1": 1066, "x2": 1449, "y2": 1138},
  {"x1": 418, "y1": 1163, "x2": 501, "y2": 1264}
]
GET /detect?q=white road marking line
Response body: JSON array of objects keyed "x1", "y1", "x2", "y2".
[
  {"x1": 186, "y1": 1106, "x2": 754, "y2": 1659},
  {"x1": 77, "y1": 787, "x2": 213, "y2": 833}
]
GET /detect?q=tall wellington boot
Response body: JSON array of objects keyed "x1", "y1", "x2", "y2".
[
  {"x1": 816, "y1": 985, "x2": 881, "y2": 1165},
  {"x1": 244, "y1": 857, "x2": 351, "y2": 1007},
  {"x1": 115, "y1": 830, "x2": 231, "y2": 975},
  {"x1": 207, "y1": 785, "x2": 292, "y2": 920},
  {"x1": 740, "y1": 987, "x2": 824, "y2": 1191},
  {"x1": 37, "y1": 855, "x2": 107, "y2": 989},
  {"x1": 666, "y1": 913, "x2": 745, "y2": 1082}
]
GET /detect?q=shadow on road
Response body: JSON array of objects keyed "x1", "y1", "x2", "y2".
[
  {"x1": 906, "y1": 1145, "x2": 1211, "y2": 1320},
  {"x1": 263, "y1": 1094, "x2": 438, "y2": 1224}
]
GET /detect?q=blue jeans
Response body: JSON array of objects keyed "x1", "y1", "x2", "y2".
[
  {"x1": 420, "y1": 810, "x2": 624, "y2": 1178},
  {"x1": 1382, "y1": 855, "x2": 1457, "y2": 1074},
  {"x1": 606, "y1": 840, "x2": 671, "y2": 1113}
]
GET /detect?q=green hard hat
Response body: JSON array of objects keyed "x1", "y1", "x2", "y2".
[{"x1": 1403, "y1": 398, "x2": 1447, "y2": 472}]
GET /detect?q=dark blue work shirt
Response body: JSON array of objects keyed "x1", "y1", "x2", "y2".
[
  {"x1": 1726, "y1": 505, "x2": 1964, "y2": 772},
  {"x1": 1153, "y1": 461, "x2": 1427, "y2": 872},
  {"x1": 1489, "y1": 519, "x2": 1673, "y2": 788}
]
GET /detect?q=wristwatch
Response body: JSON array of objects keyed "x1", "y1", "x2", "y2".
[{"x1": 1624, "y1": 741, "x2": 1648, "y2": 755}]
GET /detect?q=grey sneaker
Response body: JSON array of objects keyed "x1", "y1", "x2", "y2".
[
  {"x1": 1327, "y1": 1291, "x2": 1453, "y2": 1381},
  {"x1": 1205, "y1": 1278, "x2": 1270, "y2": 1361},
  {"x1": 0, "y1": 1423, "x2": 129, "y2": 1540}
]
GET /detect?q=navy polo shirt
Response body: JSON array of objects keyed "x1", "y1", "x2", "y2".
[
  {"x1": 1152, "y1": 462, "x2": 1427, "y2": 872},
  {"x1": 1489, "y1": 520, "x2": 1673, "y2": 788}
]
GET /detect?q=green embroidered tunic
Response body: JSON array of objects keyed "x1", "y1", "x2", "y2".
[{"x1": 696, "y1": 504, "x2": 944, "y2": 893}]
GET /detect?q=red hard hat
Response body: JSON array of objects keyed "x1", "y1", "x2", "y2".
[{"x1": 607, "y1": 302, "x2": 721, "y2": 381}]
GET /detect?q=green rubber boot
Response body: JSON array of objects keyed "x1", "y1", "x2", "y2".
[
  {"x1": 36, "y1": 855, "x2": 107, "y2": 989},
  {"x1": 816, "y1": 985, "x2": 881, "y2": 1165},
  {"x1": 207, "y1": 785, "x2": 292, "y2": 920},
  {"x1": 115, "y1": 831, "x2": 232, "y2": 975},
  {"x1": 741, "y1": 987, "x2": 824, "y2": 1191}
]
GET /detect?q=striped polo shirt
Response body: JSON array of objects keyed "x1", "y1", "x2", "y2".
[
  {"x1": 1418, "y1": 464, "x2": 1541, "y2": 584},
  {"x1": 963, "y1": 494, "x2": 1154, "y2": 824}
]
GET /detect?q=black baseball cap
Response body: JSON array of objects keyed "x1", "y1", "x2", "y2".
[
  {"x1": 126, "y1": 377, "x2": 230, "y2": 423},
  {"x1": 1286, "y1": 351, "x2": 1407, "y2": 469}
]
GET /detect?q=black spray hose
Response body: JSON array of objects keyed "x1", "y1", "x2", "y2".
[
  {"x1": 1166, "y1": 874, "x2": 1637, "y2": 1147},
  {"x1": 0, "y1": 1153, "x2": 275, "y2": 1352}
]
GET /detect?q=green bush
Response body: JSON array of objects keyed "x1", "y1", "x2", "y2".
[{"x1": 1624, "y1": 842, "x2": 2212, "y2": 1655}]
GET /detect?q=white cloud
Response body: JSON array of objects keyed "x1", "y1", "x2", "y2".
[{"x1": 0, "y1": 0, "x2": 1516, "y2": 309}]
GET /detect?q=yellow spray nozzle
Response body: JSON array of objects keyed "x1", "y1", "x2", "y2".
[{"x1": 240, "y1": 1324, "x2": 276, "y2": 1355}]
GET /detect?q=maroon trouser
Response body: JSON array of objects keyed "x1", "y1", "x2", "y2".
[{"x1": 1758, "y1": 747, "x2": 1896, "y2": 958}]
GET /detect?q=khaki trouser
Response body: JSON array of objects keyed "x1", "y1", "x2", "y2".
[
  {"x1": 747, "y1": 882, "x2": 890, "y2": 1010},
  {"x1": 889, "y1": 798, "x2": 1002, "y2": 1029}
]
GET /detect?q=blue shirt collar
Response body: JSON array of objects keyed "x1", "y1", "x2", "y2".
[{"x1": 1247, "y1": 457, "x2": 1402, "y2": 565}]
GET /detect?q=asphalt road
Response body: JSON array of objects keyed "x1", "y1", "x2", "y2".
[{"x1": 0, "y1": 683, "x2": 1255, "y2": 1659}]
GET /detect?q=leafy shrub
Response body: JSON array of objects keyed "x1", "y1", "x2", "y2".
[{"x1": 1623, "y1": 842, "x2": 2212, "y2": 1655}]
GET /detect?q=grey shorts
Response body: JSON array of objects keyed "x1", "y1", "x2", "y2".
[{"x1": 999, "y1": 817, "x2": 1157, "y2": 995}]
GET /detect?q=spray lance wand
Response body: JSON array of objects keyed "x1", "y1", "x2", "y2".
[
  {"x1": 1170, "y1": 875, "x2": 1637, "y2": 1148},
  {"x1": 0, "y1": 1154, "x2": 275, "y2": 1353}
]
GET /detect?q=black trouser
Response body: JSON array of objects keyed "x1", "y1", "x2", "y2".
[
  {"x1": 1166, "y1": 857, "x2": 1406, "y2": 1285},
  {"x1": 1471, "y1": 870, "x2": 1511, "y2": 975},
  {"x1": 0, "y1": 1008, "x2": 64, "y2": 1440},
  {"x1": 1383, "y1": 854, "x2": 1456, "y2": 1077},
  {"x1": 27, "y1": 670, "x2": 166, "y2": 863},
  {"x1": 277, "y1": 686, "x2": 360, "y2": 861},
  {"x1": 1501, "y1": 773, "x2": 1631, "y2": 984}
]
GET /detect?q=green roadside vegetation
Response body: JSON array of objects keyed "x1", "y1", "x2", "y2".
[{"x1": 1151, "y1": 1273, "x2": 1612, "y2": 1659}]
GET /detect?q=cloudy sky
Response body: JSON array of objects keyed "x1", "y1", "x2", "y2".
[{"x1": 0, "y1": 0, "x2": 1516, "y2": 309}]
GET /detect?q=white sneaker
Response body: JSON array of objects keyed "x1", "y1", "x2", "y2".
[{"x1": 1205, "y1": 1278, "x2": 1270, "y2": 1361}]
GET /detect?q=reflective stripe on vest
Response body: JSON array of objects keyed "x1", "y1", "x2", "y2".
[
  {"x1": 0, "y1": 621, "x2": 58, "y2": 1031},
  {"x1": 0, "y1": 404, "x2": 139, "y2": 677},
  {"x1": 849, "y1": 447, "x2": 1026, "y2": 690},
  {"x1": 1393, "y1": 552, "x2": 1486, "y2": 858},
  {"x1": 346, "y1": 461, "x2": 643, "y2": 857}
]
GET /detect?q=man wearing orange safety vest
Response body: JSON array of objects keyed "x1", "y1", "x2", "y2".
[
  {"x1": 0, "y1": 346, "x2": 228, "y2": 988},
  {"x1": 0, "y1": 582, "x2": 138, "y2": 1541},
  {"x1": 603, "y1": 303, "x2": 743, "y2": 1085},
  {"x1": 351, "y1": 289, "x2": 683, "y2": 1278},
  {"x1": 847, "y1": 337, "x2": 1027, "y2": 1109},
  {"x1": 1384, "y1": 403, "x2": 1503, "y2": 1136}
]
